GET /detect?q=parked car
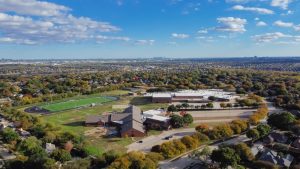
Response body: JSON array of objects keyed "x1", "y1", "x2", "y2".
[{"x1": 164, "y1": 135, "x2": 173, "y2": 140}]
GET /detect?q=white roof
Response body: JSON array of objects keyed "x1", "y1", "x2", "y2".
[
  {"x1": 148, "y1": 89, "x2": 236, "y2": 99},
  {"x1": 143, "y1": 109, "x2": 164, "y2": 116},
  {"x1": 152, "y1": 93, "x2": 172, "y2": 98},
  {"x1": 148, "y1": 115, "x2": 170, "y2": 122}
]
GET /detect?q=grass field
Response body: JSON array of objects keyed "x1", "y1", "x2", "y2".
[
  {"x1": 40, "y1": 96, "x2": 116, "y2": 112},
  {"x1": 26, "y1": 90, "x2": 169, "y2": 156}
]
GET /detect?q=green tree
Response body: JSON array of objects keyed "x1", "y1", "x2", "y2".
[
  {"x1": 211, "y1": 147, "x2": 241, "y2": 169},
  {"x1": 170, "y1": 115, "x2": 184, "y2": 128},
  {"x1": 50, "y1": 149, "x2": 72, "y2": 163},
  {"x1": 268, "y1": 112, "x2": 296, "y2": 130},
  {"x1": 1, "y1": 128, "x2": 20, "y2": 144},
  {"x1": 18, "y1": 136, "x2": 47, "y2": 157},
  {"x1": 257, "y1": 124, "x2": 271, "y2": 137},
  {"x1": 183, "y1": 114, "x2": 193, "y2": 125},
  {"x1": 206, "y1": 102, "x2": 214, "y2": 108},
  {"x1": 246, "y1": 129, "x2": 260, "y2": 141},
  {"x1": 167, "y1": 105, "x2": 177, "y2": 112}
]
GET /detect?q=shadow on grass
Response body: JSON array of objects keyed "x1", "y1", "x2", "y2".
[
  {"x1": 63, "y1": 121, "x2": 85, "y2": 127},
  {"x1": 130, "y1": 97, "x2": 152, "y2": 105}
]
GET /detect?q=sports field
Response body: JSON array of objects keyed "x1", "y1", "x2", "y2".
[{"x1": 40, "y1": 96, "x2": 116, "y2": 112}]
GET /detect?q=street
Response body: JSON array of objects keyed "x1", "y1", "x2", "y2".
[{"x1": 126, "y1": 128, "x2": 196, "y2": 152}]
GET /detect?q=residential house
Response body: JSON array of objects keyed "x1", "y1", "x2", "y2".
[
  {"x1": 259, "y1": 149, "x2": 294, "y2": 168},
  {"x1": 263, "y1": 132, "x2": 288, "y2": 144},
  {"x1": 292, "y1": 138, "x2": 300, "y2": 149}
]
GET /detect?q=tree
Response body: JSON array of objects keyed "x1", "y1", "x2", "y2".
[
  {"x1": 215, "y1": 124, "x2": 234, "y2": 139},
  {"x1": 192, "y1": 132, "x2": 210, "y2": 142},
  {"x1": 146, "y1": 152, "x2": 164, "y2": 163},
  {"x1": 233, "y1": 143, "x2": 254, "y2": 162},
  {"x1": 206, "y1": 102, "x2": 214, "y2": 108},
  {"x1": 220, "y1": 103, "x2": 226, "y2": 108},
  {"x1": 181, "y1": 136, "x2": 199, "y2": 150},
  {"x1": 167, "y1": 105, "x2": 177, "y2": 112},
  {"x1": 268, "y1": 112, "x2": 296, "y2": 130},
  {"x1": 183, "y1": 114, "x2": 193, "y2": 125},
  {"x1": 211, "y1": 147, "x2": 241, "y2": 168},
  {"x1": 170, "y1": 115, "x2": 184, "y2": 128},
  {"x1": 103, "y1": 150, "x2": 121, "y2": 165},
  {"x1": 18, "y1": 136, "x2": 47, "y2": 157},
  {"x1": 256, "y1": 124, "x2": 271, "y2": 137},
  {"x1": 192, "y1": 146, "x2": 211, "y2": 161},
  {"x1": 246, "y1": 129, "x2": 260, "y2": 141},
  {"x1": 1, "y1": 128, "x2": 20, "y2": 144},
  {"x1": 172, "y1": 140, "x2": 186, "y2": 154},
  {"x1": 181, "y1": 103, "x2": 189, "y2": 108},
  {"x1": 50, "y1": 149, "x2": 72, "y2": 162},
  {"x1": 160, "y1": 141, "x2": 178, "y2": 158},
  {"x1": 195, "y1": 124, "x2": 209, "y2": 133}
]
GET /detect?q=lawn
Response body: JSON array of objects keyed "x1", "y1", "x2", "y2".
[
  {"x1": 36, "y1": 91, "x2": 168, "y2": 156},
  {"x1": 40, "y1": 96, "x2": 116, "y2": 112}
]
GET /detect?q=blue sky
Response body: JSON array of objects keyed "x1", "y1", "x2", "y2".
[{"x1": 0, "y1": 0, "x2": 300, "y2": 59}]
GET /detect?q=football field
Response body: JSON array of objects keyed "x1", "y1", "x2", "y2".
[{"x1": 40, "y1": 96, "x2": 116, "y2": 112}]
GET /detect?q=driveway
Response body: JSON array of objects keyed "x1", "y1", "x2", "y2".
[{"x1": 126, "y1": 128, "x2": 196, "y2": 152}]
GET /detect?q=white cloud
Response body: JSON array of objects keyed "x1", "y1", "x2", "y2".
[
  {"x1": 197, "y1": 29, "x2": 208, "y2": 34},
  {"x1": 96, "y1": 35, "x2": 130, "y2": 43},
  {"x1": 171, "y1": 33, "x2": 190, "y2": 39},
  {"x1": 252, "y1": 32, "x2": 291, "y2": 42},
  {"x1": 0, "y1": 0, "x2": 128, "y2": 45},
  {"x1": 135, "y1": 40, "x2": 155, "y2": 45},
  {"x1": 271, "y1": 0, "x2": 292, "y2": 10},
  {"x1": 215, "y1": 17, "x2": 247, "y2": 33},
  {"x1": 256, "y1": 21, "x2": 267, "y2": 26},
  {"x1": 294, "y1": 25, "x2": 300, "y2": 31},
  {"x1": 273, "y1": 20, "x2": 294, "y2": 27},
  {"x1": 232, "y1": 5, "x2": 274, "y2": 14},
  {"x1": 0, "y1": 0, "x2": 70, "y2": 17}
]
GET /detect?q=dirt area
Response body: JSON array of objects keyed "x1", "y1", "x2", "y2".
[{"x1": 84, "y1": 127, "x2": 108, "y2": 138}]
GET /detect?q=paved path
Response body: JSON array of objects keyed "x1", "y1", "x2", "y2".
[{"x1": 126, "y1": 128, "x2": 196, "y2": 152}]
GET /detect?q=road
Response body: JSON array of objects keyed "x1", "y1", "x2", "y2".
[{"x1": 126, "y1": 128, "x2": 196, "y2": 152}]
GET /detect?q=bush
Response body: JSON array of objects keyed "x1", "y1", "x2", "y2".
[
  {"x1": 50, "y1": 149, "x2": 72, "y2": 162},
  {"x1": 1, "y1": 128, "x2": 20, "y2": 144}
]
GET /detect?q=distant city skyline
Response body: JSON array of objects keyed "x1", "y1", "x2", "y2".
[{"x1": 0, "y1": 0, "x2": 300, "y2": 59}]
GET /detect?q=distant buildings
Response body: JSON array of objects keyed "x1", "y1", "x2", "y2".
[{"x1": 145, "y1": 89, "x2": 237, "y2": 103}]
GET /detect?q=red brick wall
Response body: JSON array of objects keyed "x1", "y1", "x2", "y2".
[{"x1": 121, "y1": 129, "x2": 145, "y2": 137}]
